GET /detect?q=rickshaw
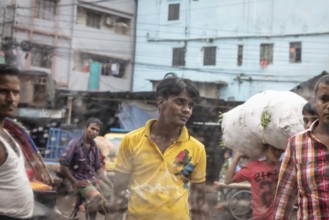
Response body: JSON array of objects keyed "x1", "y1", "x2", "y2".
[{"x1": 4, "y1": 118, "x2": 57, "y2": 219}]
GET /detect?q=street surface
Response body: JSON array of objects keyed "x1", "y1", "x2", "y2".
[{"x1": 51, "y1": 184, "x2": 236, "y2": 220}]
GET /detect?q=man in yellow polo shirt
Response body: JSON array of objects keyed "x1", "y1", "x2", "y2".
[{"x1": 110, "y1": 75, "x2": 208, "y2": 220}]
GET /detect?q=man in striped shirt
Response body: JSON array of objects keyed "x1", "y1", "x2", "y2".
[
  {"x1": 274, "y1": 74, "x2": 329, "y2": 219},
  {"x1": 59, "y1": 117, "x2": 113, "y2": 220}
]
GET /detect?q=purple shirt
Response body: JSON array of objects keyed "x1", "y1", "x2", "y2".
[{"x1": 59, "y1": 134, "x2": 102, "y2": 184}]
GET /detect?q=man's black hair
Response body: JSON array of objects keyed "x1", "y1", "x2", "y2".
[
  {"x1": 85, "y1": 117, "x2": 103, "y2": 129},
  {"x1": 314, "y1": 74, "x2": 329, "y2": 95},
  {"x1": 302, "y1": 101, "x2": 317, "y2": 116},
  {"x1": 0, "y1": 64, "x2": 20, "y2": 76},
  {"x1": 156, "y1": 74, "x2": 200, "y2": 102}
]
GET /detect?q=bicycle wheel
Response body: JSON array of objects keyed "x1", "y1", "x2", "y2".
[
  {"x1": 53, "y1": 193, "x2": 79, "y2": 220},
  {"x1": 229, "y1": 190, "x2": 252, "y2": 220}
]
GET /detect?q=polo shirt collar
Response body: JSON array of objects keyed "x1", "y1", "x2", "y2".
[{"x1": 144, "y1": 119, "x2": 190, "y2": 142}]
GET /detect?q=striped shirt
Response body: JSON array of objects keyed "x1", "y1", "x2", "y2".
[
  {"x1": 274, "y1": 120, "x2": 329, "y2": 220},
  {"x1": 59, "y1": 134, "x2": 102, "y2": 184}
]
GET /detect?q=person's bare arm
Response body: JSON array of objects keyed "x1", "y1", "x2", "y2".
[
  {"x1": 60, "y1": 164, "x2": 89, "y2": 188},
  {"x1": 224, "y1": 151, "x2": 244, "y2": 185},
  {"x1": 0, "y1": 143, "x2": 7, "y2": 166},
  {"x1": 106, "y1": 171, "x2": 130, "y2": 219},
  {"x1": 97, "y1": 168, "x2": 113, "y2": 189},
  {"x1": 191, "y1": 182, "x2": 209, "y2": 220},
  {"x1": 113, "y1": 171, "x2": 130, "y2": 198}
]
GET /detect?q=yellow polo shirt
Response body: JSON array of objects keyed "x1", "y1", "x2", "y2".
[{"x1": 115, "y1": 120, "x2": 206, "y2": 220}]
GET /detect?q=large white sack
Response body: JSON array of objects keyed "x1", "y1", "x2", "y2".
[{"x1": 221, "y1": 90, "x2": 307, "y2": 159}]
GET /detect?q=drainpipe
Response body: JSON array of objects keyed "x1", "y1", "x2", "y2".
[
  {"x1": 66, "y1": 0, "x2": 76, "y2": 89},
  {"x1": 130, "y1": 0, "x2": 138, "y2": 92},
  {"x1": 1, "y1": 7, "x2": 6, "y2": 50},
  {"x1": 11, "y1": 0, "x2": 17, "y2": 42},
  {"x1": 183, "y1": 0, "x2": 191, "y2": 74},
  {"x1": 51, "y1": 0, "x2": 61, "y2": 80},
  {"x1": 66, "y1": 96, "x2": 73, "y2": 125},
  {"x1": 186, "y1": 0, "x2": 190, "y2": 37},
  {"x1": 27, "y1": 0, "x2": 36, "y2": 69}
]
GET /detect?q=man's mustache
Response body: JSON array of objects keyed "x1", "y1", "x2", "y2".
[{"x1": 1, "y1": 104, "x2": 17, "y2": 109}]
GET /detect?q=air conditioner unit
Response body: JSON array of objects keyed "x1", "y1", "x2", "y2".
[
  {"x1": 116, "y1": 22, "x2": 128, "y2": 28},
  {"x1": 34, "y1": 76, "x2": 47, "y2": 85},
  {"x1": 104, "y1": 17, "x2": 115, "y2": 27}
]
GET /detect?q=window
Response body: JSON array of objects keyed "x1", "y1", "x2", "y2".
[
  {"x1": 35, "y1": 0, "x2": 57, "y2": 21},
  {"x1": 31, "y1": 45, "x2": 53, "y2": 68},
  {"x1": 203, "y1": 47, "x2": 216, "y2": 66},
  {"x1": 260, "y1": 43, "x2": 273, "y2": 66},
  {"x1": 237, "y1": 45, "x2": 243, "y2": 66},
  {"x1": 86, "y1": 12, "x2": 101, "y2": 29},
  {"x1": 289, "y1": 42, "x2": 302, "y2": 63},
  {"x1": 168, "y1": 4, "x2": 180, "y2": 21},
  {"x1": 172, "y1": 47, "x2": 185, "y2": 66},
  {"x1": 33, "y1": 83, "x2": 46, "y2": 103},
  {"x1": 75, "y1": 52, "x2": 126, "y2": 77},
  {"x1": 114, "y1": 17, "x2": 131, "y2": 35}
]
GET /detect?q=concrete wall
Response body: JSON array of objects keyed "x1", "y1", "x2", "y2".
[
  {"x1": 133, "y1": 0, "x2": 329, "y2": 101},
  {"x1": 70, "y1": 0, "x2": 135, "y2": 91},
  {"x1": 69, "y1": 70, "x2": 132, "y2": 91},
  {"x1": 4, "y1": 0, "x2": 135, "y2": 92}
]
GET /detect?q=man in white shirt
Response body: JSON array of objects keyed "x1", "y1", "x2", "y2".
[{"x1": 0, "y1": 64, "x2": 34, "y2": 219}]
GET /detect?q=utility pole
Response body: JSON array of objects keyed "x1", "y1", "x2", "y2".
[
  {"x1": 1, "y1": 4, "x2": 17, "y2": 65},
  {"x1": 0, "y1": 6, "x2": 7, "y2": 50}
]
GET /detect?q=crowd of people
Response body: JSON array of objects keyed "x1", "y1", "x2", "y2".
[{"x1": 1, "y1": 61, "x2": 329, "y2": 220}]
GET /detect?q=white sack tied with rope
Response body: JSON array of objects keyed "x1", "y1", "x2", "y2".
[{"x1": 221, "y1": 90, "x2": 307, "y2": 159}]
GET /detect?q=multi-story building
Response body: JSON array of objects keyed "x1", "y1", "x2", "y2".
[
  {"x1": 0, "y1": 0, "x2": 136, "y2": 92},
  {"x1": 133, "y1": 0, "x2": 329, "y2": 101}
]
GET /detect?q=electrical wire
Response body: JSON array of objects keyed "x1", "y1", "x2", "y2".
[
  {"x1": 14, "y1": 12, "x2": 329, "y2": 39},
  {"x1": 3, "y1": 1, "x2": 328, "y2": 84}
]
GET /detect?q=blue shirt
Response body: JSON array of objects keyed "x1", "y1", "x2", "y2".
[{"x1": 59, "y1": 134, "x2": 102, "y2": 184}]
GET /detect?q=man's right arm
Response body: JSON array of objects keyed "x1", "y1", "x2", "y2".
[
  {"x1": 225, "y1": 151, "x2": 243, "y2": 184},
  {"x1": 112, "y1": 171, "x2": 130, "y2": 203},
  {"x1": 112, "y1": 136, "x2": 132, "y2": 197},
  {"x1": 106, "y1": 171, "x2": 130, "y2": 219},
  {"x1": 59, "y1": 140, "x2": 90, "y2": 188},
  {"x1": 108, "y1": 136, "x2": 132, "y2": 215}
]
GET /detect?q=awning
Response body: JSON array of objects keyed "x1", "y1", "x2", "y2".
[{"x1": 15, "y1": 108, "x2": 65, "y2": 119}]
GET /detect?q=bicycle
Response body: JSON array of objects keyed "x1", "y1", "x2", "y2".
[
  {"x1": 53, "y1": 186, "x2": 112, "y2": 220},
  {"x1": 53, "y1": 192, "x2": 83, "y2": 220},
  {"x1": 52, "y1": 171, "x2": 109, "y2": 220},
  {"x1": 214, "y1": 180, "x2": 252, "y2": 220},
  {"x1": 228, "y1": 190, "x2": 252, "y2": 220}
]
